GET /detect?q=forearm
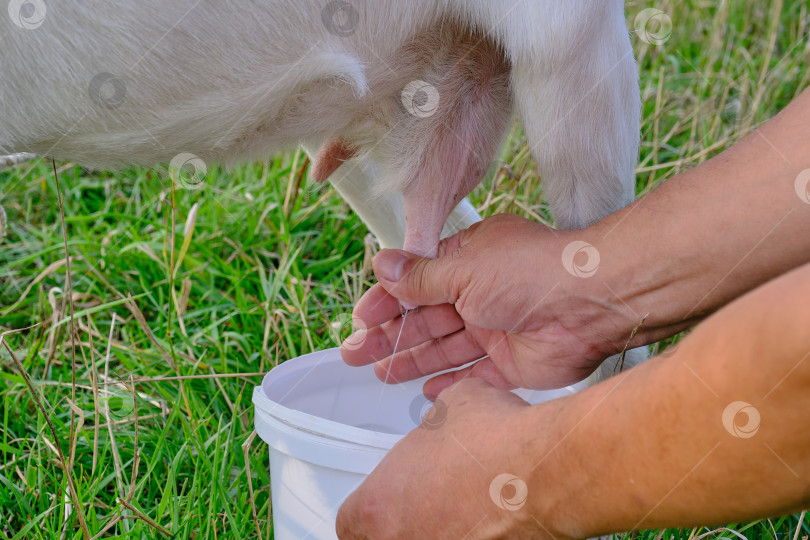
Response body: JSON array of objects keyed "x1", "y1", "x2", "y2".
[
  {"x1": 524, "y1": 262, "x2": 810, "y2": 537},
  {"x1": 581, "y1": 87, "x2": 810, "y2": 348}
]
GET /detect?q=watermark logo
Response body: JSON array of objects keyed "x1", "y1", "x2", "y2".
[
  {"x1": 170, "y1": 152, "x2": 207, "y2": 190},
  {"x1": 321, "y1": 0, "x2": 358, "y2": 37},
  {"x1": 722, "y1": 401, "x2": 760, "y2": 439},
  {"x1": 401, "y1": 80, "x2": 440, "y2": 118},
  {"x1": 795, "y1": 168, "x2": 810, "y2": 205},
  {"x1": 408, "y1": 395, "x2": 447, "y2": 430},
  {"x1": 332, "y1": 313, "x2": 368, "y2": 351},
  {"x1": 719, "y1": 91, "x2": 747, "y2": 127},
  {"x1": 562, "y1": 240, "x2": 600, "y2": 278},
  {"x1": 8, "y1": 0, "x2": 46, "y2": 29},
  {"x1": 634, "y1": 8, "x2": 672, "y2": 45},
  {"x1": 101, "y1": 389, "x2": 135, "y2": 420},
  {"x1": 88, "y1": 72, "x2": 127, "y2": 109},
  {"x1": 489, "y1": 473, "x2": 528, "y2": 511}
]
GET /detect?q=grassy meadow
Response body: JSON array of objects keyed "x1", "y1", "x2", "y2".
[{"x1": 1, "y1": 0, "x2": 808, "y2": 538}]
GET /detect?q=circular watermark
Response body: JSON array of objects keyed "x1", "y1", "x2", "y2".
[
  {"x1": 401, "y1": 80, "x2": 440, "y2": 118},
  {"x1": 561, "y1": 240, "x2": 600, "y2": 278},
  {"x1": 634, "y1": 8, "x2": 672, "y2": 45},
  {"x1": 169, "y1": 152, "x2": 207, "y2": 190},
  {"x1": 794, "y1": 168, "x2": 810, "y2": 205},
  {"x1": 101, "y1": 388, "x2": 135, "y2": 420},
  {"x1": 719, "y1": 92, "x2": 747, "y2": 126},
  {"x1": 489, "y1": 473, "x2": 528, "y2": 511},
  {"x1": 321, "y1": 0, "x2": 358, "y2": 37},
  {"x1": 408, "y1": 395, "x2": 447, "y2": 430},
  {"x1": 332, "y1": 313, "x2": 368, "y2": 351},
  {"x1": 88, "y1": 72, "x2": 127, "y2": 109},
  {"x1": 8, "y1": 0, "x2": 46, "y2": 29},
  {"x1": 721, "y1": 401, "x2": 760, "y2": 439}
]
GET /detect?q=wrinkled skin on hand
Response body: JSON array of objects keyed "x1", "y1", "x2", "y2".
[{"x1": 341, "y1": 214, "x2": 625, "y2": 395}]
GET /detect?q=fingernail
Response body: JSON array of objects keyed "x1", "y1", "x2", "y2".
[
  {"x1": 375, "y1": 250, "x2": 409, "y2": 282},
  {"x1": 343, "y1": 328, "x2": 366, "y2": 348}
]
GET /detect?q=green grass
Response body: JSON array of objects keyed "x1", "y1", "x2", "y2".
[{"x1": 1, "y1": 1, "x2": 809, "y2": 538}]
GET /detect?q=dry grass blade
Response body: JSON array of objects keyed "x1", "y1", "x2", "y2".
[
  {"x1": 116, "y1": 498, "x2": 173, "y2": 537},
  {"x1": 88, "y1": 515, "x2": 123, "y2": 540},
  {"x1": 94, "y1": 413, "x2": 161, "y2": 430},
  {"x1": 97, "y1": 371, "x2": 265, "y2": 385},
  {"x1": 163, "y1": 170, "x2": 196, "y2": 425},
  {"x1": 172, "y1": 202, "x2": 198, "y2": 279},
  {"x1": 171, "y1": 277, "x2": 192, "y2": 337},
  {"x1": 126, "y1": 375, "x2": 140, "y2": 503},
  {"x1": 0, "y1": 256, "x2": 77, "y2": 316},
  {"x1": 44, "y1": 288, "x2": 63, "y2": 376},
  {"x1": 793, "y1": 510, "x2": 806, "y2": 540},
  {"x1": 615, "y1": 313, "x2": 649, "y2": 374},
  {"x1": 283, "y1": 149, "x2": 308, "y2": 216},
  {"x1": 691, "y1": 527, "x2": 747, "y2": 540},
  {"x1": 65, "y1": 399, "x2": 85, "y2": 471},
  {"x1": 103, "y1": 313, "x2": 125, "y2": 496},
  {"x1": 124, "y1": 294, "x2": 176, "y2": 370},
  {"x1": 0, "y1": 325, "x2": 44, "y2": 372},
  {"x1": 52, "y1": 159, "x2": 80, "y2": 497},
  {"x1": 0, "y1": 337, "x2": 91, "y2": 540},
  {"x1": 87, "y1": 314, "x2": 101, "y2": 475}
]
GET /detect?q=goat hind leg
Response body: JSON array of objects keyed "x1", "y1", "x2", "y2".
[{"x1": 509, "y1": 4, "x2": 648, "y2": 383}]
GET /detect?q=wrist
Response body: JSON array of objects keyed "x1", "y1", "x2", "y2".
[
  {"x1": 519, "y1": 373, "x2": 640, "y2": 538},
  {"x1": 548, "y1": 223, "x2": 660, "y2": 360},
  {"x1": 513, "y1": 396, "x2": 589, "y2": 538},
  {"x1": 464, "y1": 387, "x2": 574, "y2": 538},
  {"x1": 563, "y1": 211, "x2": 694, "y2": 353}
]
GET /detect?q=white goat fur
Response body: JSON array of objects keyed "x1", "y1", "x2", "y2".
[{"x1": 1, "y1": 0, "x2": 645, "y2": 380}]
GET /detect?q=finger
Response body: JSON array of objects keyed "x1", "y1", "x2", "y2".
[
  {"x1": 423, "y1": 357, "x2": 516, "y2": 397},
  {"x1": 335, "y1": 492, "x2": 360, "y2": 539},
  {"x1": 435, "y1": 227, "x2": 467, "y2": 257},
  {"x1": 371, "y1": 328, "x2": 485, "y2": 382},
  {"x1": 342, "y1": 304, "x2": 465, "y2": 367},
  {"x1": 372, "y1": 248, "x2": 468, "y2": 307},
  {"x1": 396, "y1": 229, "x2": 467, "y2": 311},
  {"x1": 351, "y1": 283, "x2": 401, "y2": 329},
  {"x1": 434, "y1": 375, "x2": 533, "y2": 416}
]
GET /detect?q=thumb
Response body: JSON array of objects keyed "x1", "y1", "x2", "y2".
[{"x1": 373, "y1": 249, "x2": 463, "y2": 307}]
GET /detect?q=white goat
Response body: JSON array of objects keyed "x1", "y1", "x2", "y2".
[{"x1": 1, "y1": 0, "x2": 645, "y2": 378}]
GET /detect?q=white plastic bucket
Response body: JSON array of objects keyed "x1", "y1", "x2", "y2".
[{"x1": 253, "y1": 347, "x2": 582, "y2": 540}]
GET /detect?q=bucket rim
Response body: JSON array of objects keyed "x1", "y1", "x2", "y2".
[{"x1": 253, "y1": 348, "x2": 408, "y2": 450}]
